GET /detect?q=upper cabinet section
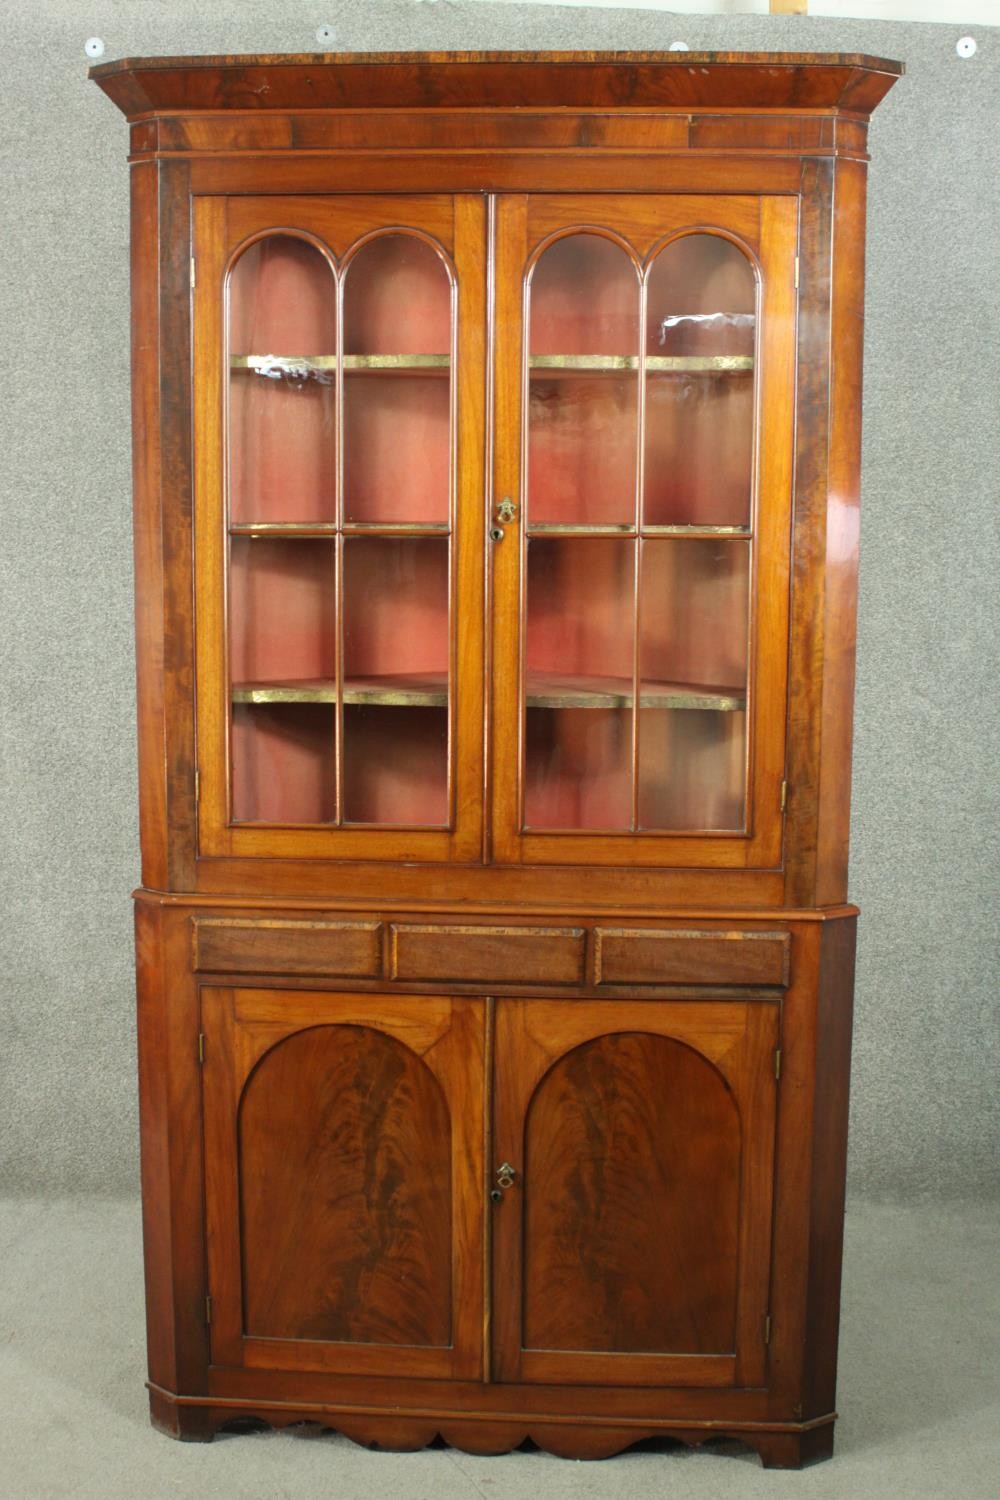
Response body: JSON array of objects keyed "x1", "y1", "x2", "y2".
[{"x1": 95, "y1": 53, "x2": 900, "y2": 905}]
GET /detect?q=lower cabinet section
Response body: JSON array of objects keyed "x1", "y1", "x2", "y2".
[
  {"x1": 135, "y1": 900, "x2": 856, "y2": 1470},
  {"x1": 200, "y1": 986, "x2": 777, "y2": 1392}
]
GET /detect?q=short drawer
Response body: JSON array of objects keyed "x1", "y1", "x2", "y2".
[
  {"x1": 390, "y1": 923, "x2": 586, "y2": 985},
  {"x1": 594, "y1": 928, "x2": 790, "y2": 987},
  {"x1": 193, "y1": 918, "x2": 383, "y2": 978}
]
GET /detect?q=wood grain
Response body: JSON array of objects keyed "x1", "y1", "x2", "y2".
[
  {"x1": 239, "y1": 1023, "x2": 452, "y2": 1346},
  {"x1": 523, "y1": 1031, "x2": 740, "y2": 1355}
]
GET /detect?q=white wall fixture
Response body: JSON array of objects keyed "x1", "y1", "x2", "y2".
[
  {"x1": 956, "y1": 36, "x2": 978, "y2": 58},
  {"x1": 84, "y1": 37, "x2": 105, "y2": 59},
  {"x1": 316, "y1": 25, "x2": 336, "y2": 46},
  {"x1": 669, "y1": 41, "x2": 691, "y2": 51}
]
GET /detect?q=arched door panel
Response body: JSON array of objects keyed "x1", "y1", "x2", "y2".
[
  {"x1": 202, "y1": 988, "x2": 484, "y2": 1379},
  {"x1": 491, "y1": 998, "x2": 778, "y2": 1388}
]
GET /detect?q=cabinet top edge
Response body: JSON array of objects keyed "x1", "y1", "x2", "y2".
[{"x1": 90, "y1": 51, "x2": 903, "y2": 120}]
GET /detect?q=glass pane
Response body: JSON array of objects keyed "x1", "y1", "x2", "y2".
[
  {"x1": 644, "y1": 235, "x2": 755, "y2": 529},
  {"x1": 232, "y1": 705, "x2": 336, "y2": 824},
  {"x1": 229, "y1": 537, "x2": 336, "y2": 823},
  {"x1": 638, "y1": 539, "x2": 749, "y2": 830},
  {"x1": 524, "y1": 538, "x2": 634, "y2": 829},
  {"x1": 342, "y1": 537, "x2": 449, "y2": 825},
  {"x1": 229, "y1": 235, "x2": 336, "y2": 524},
  {"x1": 528, "y1": 234, "x2": 639, "y2": 528},
  {"x1": 343, "y1": 235, "x2": 452, "y2": 526}
]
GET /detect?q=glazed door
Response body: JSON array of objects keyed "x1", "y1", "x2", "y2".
[
  {"x1": 491, "y1": 195, "x2": 796, "y2": 869},
  {"x1": 490, "y1": 999, "x2": 778, "y2": 1387},
  {"x1": 194, "y1": 196, "x2": 485, "y2": 862},
  {"x1": 201, "y1": 988, "x2": 485, "y2": 1378}
]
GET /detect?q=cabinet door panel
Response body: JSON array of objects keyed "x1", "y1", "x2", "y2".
[
  {"x1": 491, "y1": 998, "x2": 777, "y2": 1388},
  {"x1": 203, "y1": 989, "x2": 484, "y2": 1379},
  {"x1": 195, "y1": 195, "x2": 485, "y2": 863},
  {"x1": 492, "y1": 194, "x2": 795, "y2": 869}
]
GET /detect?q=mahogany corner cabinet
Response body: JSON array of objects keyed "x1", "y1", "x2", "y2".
[{"x1": 91, "y1": 50, "x2": 900, "y2": 1468}]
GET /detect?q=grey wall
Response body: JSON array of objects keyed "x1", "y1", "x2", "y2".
[{"x1": 1, "y1": 1, "x2": 997, "y2": 1199}]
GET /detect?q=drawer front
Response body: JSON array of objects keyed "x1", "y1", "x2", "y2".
[
  {"x1": 390, "y1": 924, "x2": 586, "y2": 985},
  {"x1": 194, "y1": 918, "x2": 383, "y2": 978},
  {"x1": 594, "y1": 928, "x2": 790, "y2": 987}
]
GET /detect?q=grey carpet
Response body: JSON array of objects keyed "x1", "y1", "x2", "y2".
[{"x1": 0, "y1": 1197, "x2": 997, "y2": 1498}]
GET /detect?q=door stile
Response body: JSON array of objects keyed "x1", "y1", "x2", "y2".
[
  {"x1": 452, "y1": 194, "x2": 489, "y2": 856},
  {"x1": 490, "y1": 196, "x2": 529, "y2": 866},
  {"x1": 747, "y1": 195, "x2": 798, "y2": 871},
  {"x1": 481, "y1": 993, "x2": 496, "y2": 1382}
]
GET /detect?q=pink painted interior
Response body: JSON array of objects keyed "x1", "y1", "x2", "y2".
[
  {"x1": 524, "y1": 539, "x2": 634, "y2": 829},
  {"x1": 230, "y1": 234, "x2": 337, "y2": 355},
  {"x1": 343, "y1": 537, "x2": 450, "y2": 824},
  {"x1": 643, "y1": 375, "x2": 752, "y2": 528},
  {"x1": 229, "y1": 538, "x2": 336, "y2": 685},
  {"x1": 343, "y1": 537, "x2": 449, "y2": 678},
  {"x1": 640, "y1": 539, "x2": 749, "y2": 692},
  {"x1": 229, "y1": 235, "x2": 337, "y2": 524},
  {"x1": 229, "y1": 380, "x2": 336, "y2": 524},
  {"x1": 524, "y1": 708, "x2": 632, "y2": 830},
  {"x1": 344, "y1": 706, "x2": 448, "y2": 826},
  {"x1": 343, "y1": 234, "x2": 451, "y2": 354},
  {"x1": 343, "y1": 376, "x2": 450, "y2": 525},
  {"x1": 645, "y1": 233, "x2": 755, "y2": 358},
  {"x1": 528, "y1": 376, "x2": 637, "y2": 527},
  {"x1": 639, "y1": 709, "x2": 747, "y2": 831},
  {"x1": 529, "y1": 232, "x2": 639, "y2": 357},
  {"x1": 231, "y1": 705, "x2": 336, "y2": 824}
]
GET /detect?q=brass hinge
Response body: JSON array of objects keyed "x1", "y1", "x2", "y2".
[
  {"x1": 793, "y1": 256, "x2": 800, "y2": 290},
  {"x1": 774, "y1": 1048, "x2": 782, "y2": 1080},
  {"x1": 194, "y1": 769, "x2": 200, "y2": 805},
  {"x1": 780, "y1": 779, "x2": 788, "y2": 813},
  {"x1": 205, "y1": 1294, "x2": 212, "y2": 1325},
  {"x1": 198, "y1": 1033, "x2": 206, "y2": 1064},
  {"x1": 190, "y1": 256, "x2": 196, "y2": 290},
  {"x1": 764, "y1": 1313, "x2": 772, "y2": 1345}
]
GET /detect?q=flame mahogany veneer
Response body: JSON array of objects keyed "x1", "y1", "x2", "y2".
[{"x1": 92, "y1": 51, "x2": 899, "y2": 1469}]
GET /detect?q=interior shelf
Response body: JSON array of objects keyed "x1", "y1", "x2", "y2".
[
  {"x1": 233, "y1": 672, "x2": 745, "y2": 712},
  {"x1": 231, "y1": 354, "x2": 450, "y2": 377},
  {"x1": 528, "y1": 354, "x2": 753, "y2": 375},
  {"x1": 527, "y1": 523, "x2": 751, "y2": 538},
  {"x1": 230, "y1": 522, "x2": 450, "y2": 537}
]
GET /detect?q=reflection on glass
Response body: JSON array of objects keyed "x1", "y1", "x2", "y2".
[
  {"x1": 229, "y1": 236, "x2": 336, "y2": 525},
  {"x1": 342, "y1": 537, "x2": 449, "y2": 825},
  {"x1": 638, "y1": 539, "x2": 749, "y2": 830},
  {"x1": 528, "y1": 234, "x2": 639, "y2": 528},
  {"x1": 644, "y1": 235, "x2": 755, "y2": 529},
  {"x1": 343, "y1": 235, "x2": 452, "y2": 526},
  {"x1": 524, "y1": 538, "x2": 634, "y2": 829}
]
